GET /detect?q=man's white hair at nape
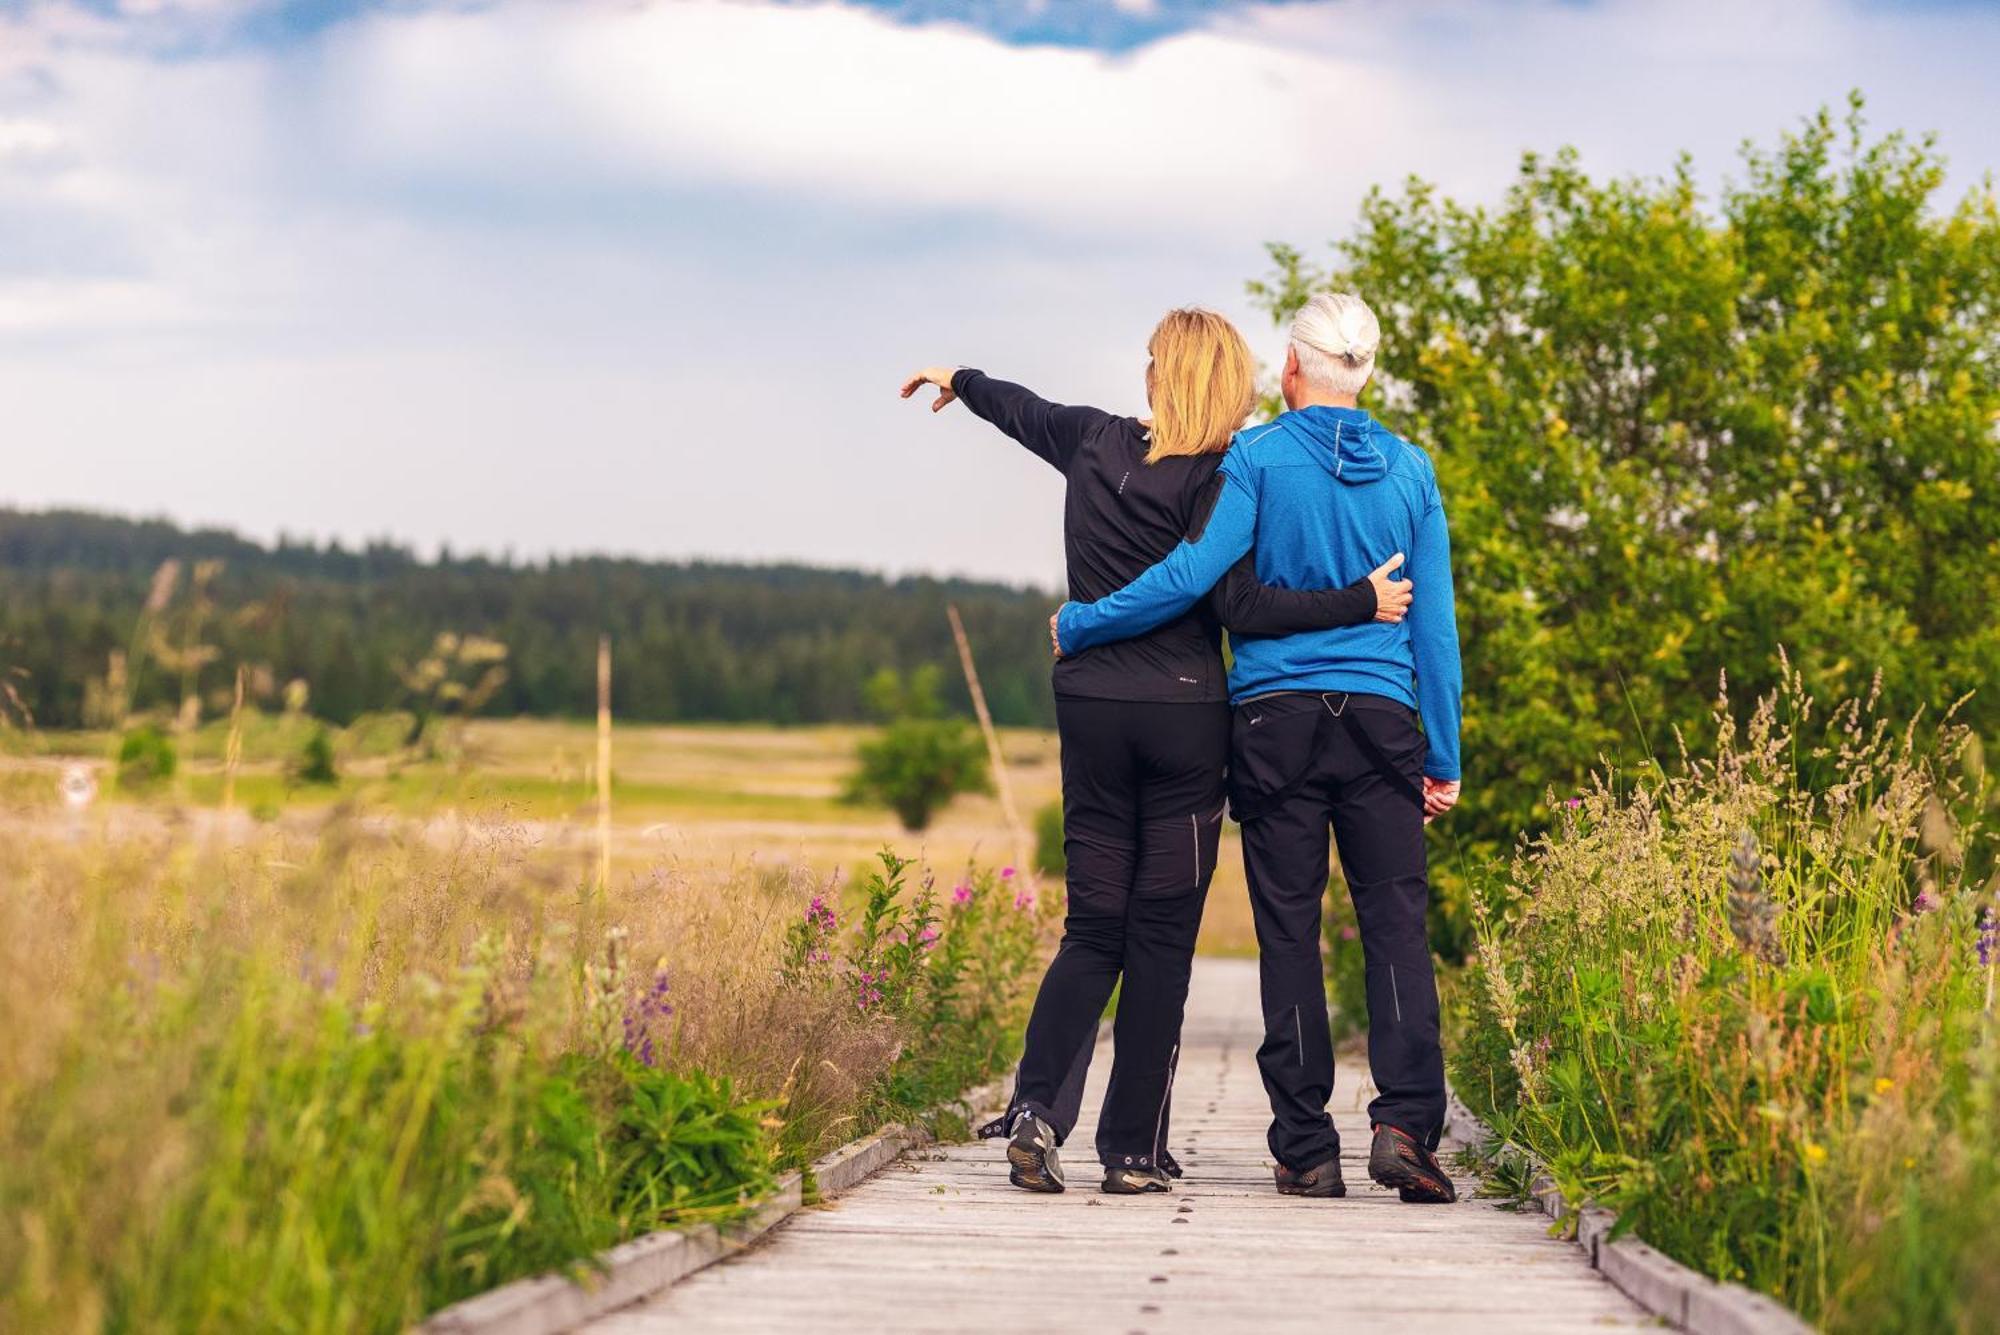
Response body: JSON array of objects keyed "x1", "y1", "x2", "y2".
[{"x1": 1290, "y1": 292, "x2": 1381, "y2": 397}]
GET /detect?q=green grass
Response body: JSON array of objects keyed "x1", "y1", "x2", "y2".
[
  {"x1": 0, "y1": 826, "x2": 1048, "y2": 1332},
  {"x1": 1453, "y1": 684, "x2": 1999, "y2": 1331}
]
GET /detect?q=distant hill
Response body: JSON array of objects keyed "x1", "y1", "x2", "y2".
[{"x1": 0, "y1": 508, "x2": 1061, "y2": 730}]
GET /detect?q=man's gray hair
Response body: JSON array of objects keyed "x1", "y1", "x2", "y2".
[{"x1": 1289, "y1": 291, "x2": 1381, "y2": 397}]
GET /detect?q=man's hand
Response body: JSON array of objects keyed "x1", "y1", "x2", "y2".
[
  {"x1": 1422, "y1": 777, "x2": 1460, "y2": 824},
  {"x1": 1370, "y1": 553, "x2": 1411, "y2": 624},
  {"x1": 898, "y1": 366, "x2": 960, "y2": 413},
  {"x1": 1048, "y1": 609, "x2": 1064, "y2": 659}
]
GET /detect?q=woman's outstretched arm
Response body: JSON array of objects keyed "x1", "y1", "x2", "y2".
[{"x1": 899, "y1": 366, "x2": 1112, "y2": 474}]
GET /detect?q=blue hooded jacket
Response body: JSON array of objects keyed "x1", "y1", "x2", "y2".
[{"x1": 1056, "y1": 405, "x2": 1463, "y2": 781}]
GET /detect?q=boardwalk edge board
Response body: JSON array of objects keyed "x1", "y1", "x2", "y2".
[
  {"x1": 1445, "y1": 1088, "x2": 1818, "y2": 1335},
  {"x1": 419, "y1": 1078, "x2": 1008, "y2": 1335}
]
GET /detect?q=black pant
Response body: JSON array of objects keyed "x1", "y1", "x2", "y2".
[
  {"x1": 1007, "y1": 698, "x2": 1228, "y2": 1168},
  {"x1": 1230, "y1": 691, "x2": 1445, "y2": 1168}
]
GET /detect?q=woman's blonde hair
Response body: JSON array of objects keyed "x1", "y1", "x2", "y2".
[{"x1": 1144, "y1": 307, "x2": 1257, "y2": 463}]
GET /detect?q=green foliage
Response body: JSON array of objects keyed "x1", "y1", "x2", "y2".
[
  {"x1": 0, "y1": 509, "x2": 1060, "y2": 731},
  {"x1": 0, "y1": 829, "x2": 1046, "y2": 1332},
  {"x1": 844, "y1": 669, "x2": 992, "y2": 831},
  {"x1": 1033, "y1": 800, "x2": 1065, "y2": 877},
  {"x1": 114, "y1": 724, "x2": 176, "y2": 791},
  {"x1": 785, "y1": 851, "x2": 1045, "y2": 1120},
  {"x1": 1454, "y1": 679, "x2": 1999, "y2": 1329},
  {"x1": 1253, "y1": 98, "x2": 2000, "y2": 952},
  {"x1": 292, "y1": 726, "x2": 340, "y2": 787}
]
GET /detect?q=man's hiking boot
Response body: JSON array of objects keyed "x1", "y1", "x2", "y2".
[
  {"x1": 1367, "y1": 1123, "x2": 1457, "y2": 1203},
  {"x1": 1273, "y1": 1155, "x2": 1346, "y2": 1198},
  {"x1": 1005, "y1": 1112, "x2": 1064, "y2": 1193},
  {"x1": 1102, "y1": 1163, "x2": 1173, "y2": 1194}
]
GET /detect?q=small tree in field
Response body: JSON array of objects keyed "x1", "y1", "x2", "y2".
[{"x1": 844, "y1": 667, "x2": 990, "y2": 832}]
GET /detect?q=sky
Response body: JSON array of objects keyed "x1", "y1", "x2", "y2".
[{"x1": 2, "y1": 0, "x2": 1997, "y2": 590}]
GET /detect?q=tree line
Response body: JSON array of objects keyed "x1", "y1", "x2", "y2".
[{"x1": 0, "y1": 508, "x2": 1062, "y2": 731}]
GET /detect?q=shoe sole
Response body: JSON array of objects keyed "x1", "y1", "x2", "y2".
[
  {"x1": 1007, "y1": 1135, "x2": 1064, "y2": 1193},
  {"x1": 1367, "y1": 1139, "x2": 1457, "y2": 1204}
]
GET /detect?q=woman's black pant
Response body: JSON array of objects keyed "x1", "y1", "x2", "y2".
[{"x1": 1006, "y1": 697, "x2": 1228, "y2": 1170}]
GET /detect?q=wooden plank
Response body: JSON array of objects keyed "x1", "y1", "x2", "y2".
[{"x1": 586, "y1": 958, "x2": 1654, "y2": 1334}]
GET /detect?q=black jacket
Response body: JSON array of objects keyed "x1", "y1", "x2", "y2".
[{"x1": 952, "y1": 369, "x2": 1375, "y2": 704}]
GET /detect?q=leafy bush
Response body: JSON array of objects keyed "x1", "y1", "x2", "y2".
[
  {"x1": 291, "y1": 725, "x2": 339, "y2": 786},
  {"x1": 1033, "y1": 800, "x2": 1065, "y2": 877},
  {"x1": 1254, "y1": 98, "x2": 2000, "y2": 954},
  {"x1": 114, "y1": 724, "x2": 176, "y2": 791},
  {"x1": 845, "y1": 667, "x2": 991, "y2": 831},
  {"x1": 1455, "y1": 674, "x2": 1998, "y2": 1330}
]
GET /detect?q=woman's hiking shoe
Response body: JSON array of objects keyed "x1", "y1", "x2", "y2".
[
  {"x1": 1367, "y1": 1123, "x2": 1457, "y2": 1203},
  {"x1": 1102, "y1": 1164, "x2": 1173, "y2": 1194},
  {"x1": 1005, "y1": 1112, "x2": 1065, "y2": 1193},
  {"x1": 1273, "y1": 1155, "x2": 1346, "y2": 1197}
]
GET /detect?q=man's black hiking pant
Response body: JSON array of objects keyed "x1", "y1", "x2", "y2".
[
  {"x1": 1002, "y1": 697, "x2": 1227, "y2": 1170},
  {"x1": 1231, "y1": 690, "x2": 1446, "y2": 1170}
]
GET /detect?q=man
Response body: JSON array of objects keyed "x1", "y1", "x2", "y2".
[{"x1": 1053, "y1": 291, "x2": 1462, "y2": 1204}]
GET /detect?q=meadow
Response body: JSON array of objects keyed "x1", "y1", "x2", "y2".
[{"x1": 0, "y1": 717, "x2": 1054, "y2": 1331}]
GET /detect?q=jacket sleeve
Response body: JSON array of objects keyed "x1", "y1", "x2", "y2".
[
  {"x1": 1408, "y1": 475, "x2": 1463, "y2": 781},
  {"x1": 1185, "y1": 472, "x2": 1377, "y2": 634},
  {"x1": 950, "y1": 369, "x2": 1112, "y2": 474},
  {"x1": 1209, "y1": 557, "x2": 1377, "y2": 636},
  {"x1": 1057, "y1": 466, "x2": 1258, "y2": 653}
]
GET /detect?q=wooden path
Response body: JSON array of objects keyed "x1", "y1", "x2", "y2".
[{"x1": 588, "y1": 958, "x2": 1652, "y2": 1334}]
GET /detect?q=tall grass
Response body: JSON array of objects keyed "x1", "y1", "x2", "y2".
[
  {"x1": 0, "y1": 818, "x2": 1044, "y2": 1332},
  {"x1": 1456, "y1": 666, "x2": 1998, "y2": 1332}
]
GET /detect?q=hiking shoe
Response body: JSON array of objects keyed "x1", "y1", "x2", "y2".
[
  {"x1": 1160, "y1": 1148, "x2": 1184, "y2": 1180},
  {"x1": 1367, "y1": 1123, "x2": 1457, "y2": 1203},
  {"x1": 1102, "y1": 1163, "x2": 1173, "y2": 1194},
  {"x1": 1273, "y1": 1155, "x2": 1346, "y2": 1198},
  {"x1": 1005, "y1": 1112, "x2": 1064, "y2": 1193}
]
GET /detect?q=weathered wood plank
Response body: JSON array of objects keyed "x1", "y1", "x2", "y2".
[{"x1": 586, "y1": 958, "x2": 1654, "y2": 1333}]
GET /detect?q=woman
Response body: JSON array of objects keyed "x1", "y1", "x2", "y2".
[{"x1": 898, "y1": 309, "x2": 1409, "y2": 1195}]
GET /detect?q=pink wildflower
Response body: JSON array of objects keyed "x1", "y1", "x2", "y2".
[
  {"x1": 1013, "y1": 888, "x2": 1035, "y2": 912},
  {"x1": 952, "y1": 883, "x2": 973, "y2": 905},
  {"x1": 1000, "y1": 866, "x2": 1016, "y2": 880}
]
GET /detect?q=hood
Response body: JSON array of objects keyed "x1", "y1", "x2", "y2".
[{"x1": 1278, "y1": 405, "x2": 1389, "y2": 485}]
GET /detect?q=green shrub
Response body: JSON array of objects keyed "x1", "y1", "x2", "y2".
[
  {"x1": 844, "y1": 668, "x2": 990, "y2": 831},
  {"x1": 1033, "y1": 800, "x2": 1065, "y2": 877},
  {"x1": 114, "y1": 724, "x2": 176, "y2": 791},
  {"x1": 292, "y1": 725, "x2": 339, "y2": 787}
]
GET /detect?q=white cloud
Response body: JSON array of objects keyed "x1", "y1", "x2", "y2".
[{"x1": 0, "y1": 0, "x2": 1996, "y2": 584}]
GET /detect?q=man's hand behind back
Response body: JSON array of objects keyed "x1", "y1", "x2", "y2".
[{"x1": 1422, "y1": 777, "x2": 1460, "y2": 824}]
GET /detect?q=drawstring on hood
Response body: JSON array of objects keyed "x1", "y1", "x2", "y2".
[{"x1": 1278, "y1": 406, "x2": 1388, "y2": 485}]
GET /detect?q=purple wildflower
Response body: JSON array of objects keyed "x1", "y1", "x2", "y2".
[
  {"x1": 621, "y1": 970, "x2": 674, "y2": 1068},
  {"x1": 1000, "y1": 866, "x2": 1016, "y2": 881},
  {"x1": 1013, "y1": 888, "x2": 1035, "y2": 912},
  {"x1": 1914, "y1": 884, "x2": 1942, "y2": 915},
  {"x1": 806, "y1": 895, "x2": 838, "y2": 932},
  {"x1": 855, "y1": 969, "x2": 885, "y2": 1012},
  {"x1": 1978, "y1": 908, "x2": 1998, "y2": 968},
  {"x1": 1566, "y1": 797, "x2": 1583, "y2": 810}
]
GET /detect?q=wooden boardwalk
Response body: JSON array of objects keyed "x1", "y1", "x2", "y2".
[{"x1": 589, "y1": 958, "x2": 1652, "y2": 1334}]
